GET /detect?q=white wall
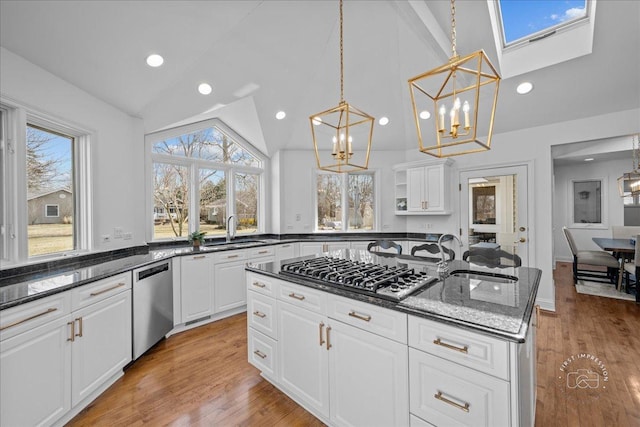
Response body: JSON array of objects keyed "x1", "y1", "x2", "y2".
[
  {"x1": 0, "y1": 47, "x2": 145, "y2": 252},
  {"x1": 553, "y1": 158, "x2": 627, "y2": 262}
]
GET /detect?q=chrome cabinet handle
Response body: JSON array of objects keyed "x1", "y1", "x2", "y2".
[
  {"x1": 348, "y1": 311, "x2": 371, "y2": 322},
  {"x1": 326, "y1": 326, "x2": 332, "y2": 350},
  {"x1": 253, "y1": 350, "x2": 267, "y2": 359},
  {"x1": 434, "y1": 391, "x2": 470, "y2": 412},
  {"x1": 90, "y1": 282, "x2": 125, "y2": 297},
  {"x1": 288, "y1": 292, "x2": 305, "y2": 301},
  {"x1": 319, "y1": 322, "x2": 325, "y2": 346},
  {"x1": 0, "y1": 308, "x2": 57, "y2": 331},
  {"x1": 433, "y1": 338, "x2": 469, "y2": 354},
  {"x1": 67, "y1": 321, "x2": 75, "y2": 342},
  {"x1": 252, "y1": 281, "x2": 266, "y2": 288},
  {"x1": 75, "y1": 317, "x2": 83, "y2": 337},
  {"x1": 253, "y1": 311, "x2": 266, "y2": 318}
]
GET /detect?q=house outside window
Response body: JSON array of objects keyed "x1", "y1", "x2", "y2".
[
  {"x1": 316, "y1": 171, "x2": 377, "y2": 232},
  {"x1": 147, "y1": 119, "x2": 265, "y2": 241}
]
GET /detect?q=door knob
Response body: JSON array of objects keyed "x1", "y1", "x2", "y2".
[
  {"x1": 514, "y1": 237, "x2": 526, "y2": 243},
  {"x1": 519, "y1": 226, "x2": 526, "y2": 232}
]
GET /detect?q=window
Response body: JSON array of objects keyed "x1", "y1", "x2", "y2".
[
  {"x1": 316, "y1": 171, "x2": 376, "y2": 231},
  {"x1": 1, "y1": 102, "x2": 89, "y2": 265},
  {"x1": 570, "y1": 178, "x2": 606, "y2": 228},
  {"x1": 472, "y1": 186, "x2": 496, "y2": 224},
  {"x1": 147, "y1": 119, "x2": 265, "y2": 241}
]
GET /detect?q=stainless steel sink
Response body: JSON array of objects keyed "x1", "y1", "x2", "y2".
[{"x1": 449, "y1": 270, "x2": 518, "y2": 284}]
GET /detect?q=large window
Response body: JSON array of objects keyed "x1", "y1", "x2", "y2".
[
  {"x1": 316, "y1": 171, "x2": 376, "y2": 231},
  {"x1": 148, "y1": 119, "x2": 264, "y2": 241},
  {"x1": 1, "y1": 102, "x2": 89, "y2": 265}
]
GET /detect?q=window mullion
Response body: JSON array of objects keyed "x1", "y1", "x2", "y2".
[{"x1": 342, "y1": 173, "x2": 349, "y2": 231}]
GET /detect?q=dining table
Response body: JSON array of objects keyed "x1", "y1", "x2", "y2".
[{"x1": 592, "y1": 237, "x2": 635, "y2": 293}]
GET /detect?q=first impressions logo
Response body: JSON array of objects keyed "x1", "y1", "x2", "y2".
[{"x1": 558, "y1": 353, "x2": 609, "y2": 403}]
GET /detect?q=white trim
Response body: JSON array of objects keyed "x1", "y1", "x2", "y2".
[
  {"x1": 568, "y1": 177, "x2": 607, "y2": 229},
  {"x1": 44, "y1": 204, "x2": 60, "y2": 218}
]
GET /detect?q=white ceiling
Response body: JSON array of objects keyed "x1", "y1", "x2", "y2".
[{"x1": 1, "y1": 0, "x2": 639, "y2": 156}]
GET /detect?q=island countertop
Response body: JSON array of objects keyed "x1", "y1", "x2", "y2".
[{"x1": 246, "y1": 250, "x2": 541, "y2": 342}]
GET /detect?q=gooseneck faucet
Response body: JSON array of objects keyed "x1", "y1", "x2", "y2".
[
  {"x1": 437, "y1": 233, "x2": 464, "y2": 277},
  {"x1": 226, "y1": 215, "x2": 236, "y2": 243}
]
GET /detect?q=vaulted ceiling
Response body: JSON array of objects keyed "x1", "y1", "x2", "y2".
[{"x1": 1, "y1": 1, "x2": 638, "y2": 156}]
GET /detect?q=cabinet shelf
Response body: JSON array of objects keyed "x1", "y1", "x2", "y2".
[{"x1": 393, "y1": 159, "x2": 453, "y2": 216}]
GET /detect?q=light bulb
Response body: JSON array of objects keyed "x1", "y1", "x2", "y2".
[{"x1": 462, "y1": 101, "x2": 470, "y2": 113}]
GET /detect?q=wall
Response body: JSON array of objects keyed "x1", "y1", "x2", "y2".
[
  {"x1": 0, "y1": 47, "x2": 145, "y2": 253},
  {"x1": 553, "y1": 158, "x2": 627, "y2": 262}
]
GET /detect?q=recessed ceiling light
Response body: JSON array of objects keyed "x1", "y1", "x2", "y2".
[
  {"x1": 198, "y1": 83, "x2": 212, "y2": 95},
  {"x1": 584, "y1": 158, "x2": 594, "y2": 162},
  {"x1": 516, "y1": 82, "x2": 533, "y2": 94},
  {"x1": 146, "y1": 54, "x2": 164, "y2": 67},
  {"x1": 276, "y1": 111, "x2": 286, "y2": 120},
  {"x1": 312, "y1": 116, "x2": 322, "y2": 126},
  {"x1": 419, "y1": 110, "x2": 431, "y2": 120},
  {"x1": 379, "y1": 117, "x2": 389, "y2": 126}
]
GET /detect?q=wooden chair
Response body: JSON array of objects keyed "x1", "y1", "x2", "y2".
[
  {"x1": 367, "y1": 240, "x2": 402, "y2": 255},
  {"x1": 411, "y1": 243, "x2": 454, "y2": 263},
  {"x1": 462, "y1": 248, "x2": 522, "y2": 268},
  {"x1": 562, "y1": 226, "x2": 620, "y2": 285},
  {"x1": 622, "y1": 234, "x2": 640, "y2": 302}
]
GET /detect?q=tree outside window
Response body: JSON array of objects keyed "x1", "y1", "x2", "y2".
[{"x1": 316, "y1": 172, "x2": 375, "y2": 231}]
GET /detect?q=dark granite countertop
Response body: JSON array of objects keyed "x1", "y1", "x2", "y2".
[
  {"x1": 0, "y1": 233, "x2": 446, "y2": 311},
  {"x1": 246, "y1": 250, "x2": 541, "y2": 343}
]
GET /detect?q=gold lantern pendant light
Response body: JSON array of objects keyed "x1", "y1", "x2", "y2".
[
  {"x1": 617, "y1": 133, "x2": 640, "y2": 197},
  {"x1": 310, "y1": 0, "x2": 374, "y2": 173},
  {"x1": 408, "y1": 0, "x2": 501, "y2": 158}
]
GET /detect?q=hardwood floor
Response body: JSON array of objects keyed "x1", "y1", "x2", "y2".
[{"x1": 68, "y1": 263, "x2": 640, "y2": 427}]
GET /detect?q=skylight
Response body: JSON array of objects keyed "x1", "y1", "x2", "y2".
[{"x1": 498, "y1": 0, "x2": 588, "y2": 46}]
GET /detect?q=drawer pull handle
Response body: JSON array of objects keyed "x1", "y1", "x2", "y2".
[
  {"x1": 282, "y1": 245, "x2": 290, "y2": 248},
  {"x1": 193, "y1": 255, "x2": 206, "y2": 259},
  {"x1": 319, "y1": 322, "x2": 325, "y2": 346},
  {"x1": 326, "y1": 326, "x2": 332, "y2": 350},
  {"x1": 253, "y1": 350, "x2": 267, "y2": 359},
  {"x1": 75, "y1": 317, "x2": 83, "y2": 337},
  {"x1": 67, "y1": 321, "x2": 75, "y2": 342},
  {"x1": 433, "y1": 338, "x2": 468, "y2": 354},
  {"x1": 288, "y1": 292, "x2": 305, "y2": 301},
  {"x1": 252, "y1": 281, "x2": 266, "y2": 288},
  {"x1": 258, "y1": 250, "x2": 269, "y2": 254},
  {"x1": 90, "y1": 282, "x2": 126, "y2": 297},
  {"x1": 253, "y1": 311, "x2": 266, "y2": 318},
  {"x1": 434, "y1": 391, "x2": 470, "y2": 412},
  {"x1": 0, "y1": 308, "x2": 58, "y2": 331},
  {"x1": 348, "y1": 311, "x2": 371, "y2": 322},
  {"x1": 227, "y1": 255, "x2": 240, "y2": 259}
]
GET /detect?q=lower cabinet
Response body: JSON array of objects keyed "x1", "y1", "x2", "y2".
[
  {"x1": 181, "y1": 253, "x2": 215, "y2": 322},
  {"x1": 214, "y1": 256, "x2": 248, "y2": 313}
]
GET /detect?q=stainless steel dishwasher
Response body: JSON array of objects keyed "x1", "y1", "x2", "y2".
[{"x1": 132, "y1": 260, "x2": 173, "y2": 360}]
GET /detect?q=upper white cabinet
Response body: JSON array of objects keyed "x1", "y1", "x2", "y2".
[{"x1": 395, "y1": 159, "x2": 454, "y2": 215}]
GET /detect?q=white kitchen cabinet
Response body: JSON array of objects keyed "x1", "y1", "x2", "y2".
[
  {"x1": 180, "y1": 253, "x2": 215, "y2": 322},
  {"x1": 300, "y1": 241, "x2": 350, "y2": 256},
  {"x1": 396, "y1": 159, "x2": 453, "y2": 215},
  {"x1": 214, "y1": 257, "x2": 247, "y2": 313},
  {"x1": 275, "y1": 243, "x2": 297, "y2": 263},
  {"x1": 0, "y1": 313, "x2": 72, "y2": 427}
]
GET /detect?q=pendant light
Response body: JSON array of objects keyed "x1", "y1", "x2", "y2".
[
  {"x1": 309, "y1": 0, "x2": 374, "y2": 173},
  {"x1": 408, "y1": 0, "x2": 501, "y2": 158},
  {"x1": 617, "y1": 133, "x2": 640, "y2": 197}
]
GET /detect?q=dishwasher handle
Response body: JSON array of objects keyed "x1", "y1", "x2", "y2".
[{"x1": 137, "y1": 262, "x2": 170, "y2": 281}]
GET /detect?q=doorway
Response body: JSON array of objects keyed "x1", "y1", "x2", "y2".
[{"x1": 460, "y1": 164, "x2": 531, "y2": 266}]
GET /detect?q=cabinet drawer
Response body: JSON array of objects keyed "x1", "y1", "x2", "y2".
[
  {"x1": 71, "y1": 272, "x2": 131, "y2": 311},
  {"x1": 328, "y1": 295, "x2": 407, "y2": 344},
  {"x1": 246, "y1": 272, "x2": 278, "y2": 297},
  {"x1": 409, "y1": 349, "x2": 509, "y2": 427},
  {"x1": 248, "y1": 329, "x2": 278, "y2": 380},
  {"x1": 247, "y1": 291, "x2": 277, "y2": 339},
  {"x1": 248, "y1": 246, "x2": 275, "y2": 258},
  {"x1": 277, "y1": 281, "x2": 326, "y2": 314},
  {"x1": 410, "y1": 414, "x2": 436, "y2": 427},
  {"x1": 0, "y1": 292, "x2": 71, "y2": 341},
  {"x1": 408, "y1": 315, "x2": 509, "y2": 380},
  {"x1": 214, "y1": 250, "x2": 246, "y2": 262}
]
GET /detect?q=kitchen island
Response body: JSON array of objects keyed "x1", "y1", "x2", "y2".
[{"x1": 246, "y1": 249, "x2": 540, "y2": 427}]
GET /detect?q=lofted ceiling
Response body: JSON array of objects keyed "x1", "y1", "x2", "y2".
[{"x1": 1, "y1": 0, "x2": 638, "y2": 157}]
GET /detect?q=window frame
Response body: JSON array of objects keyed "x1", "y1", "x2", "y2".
[
  {"x1": 314, "y1": 169, "x2": 379, "y2": 233},
  {"x1": 0, "y1": 98, "x2": 92, "y2": 266},
  {"x1": 145, "y1": 118, "x2": 266, "y2": 242},
  {"x1": 45, "y1": 204, "x2": 60, "y2": 218},
  {"x1": 569, "y1": 177, "x2": 607, "y2": 229}
]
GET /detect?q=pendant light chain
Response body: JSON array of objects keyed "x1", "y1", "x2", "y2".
[
  {"x1": 450, "y1": 0, "x2": 457, "y2": 58},
  {"x1": 339, "y1": 0, "x2": 344, "y2": 103}
]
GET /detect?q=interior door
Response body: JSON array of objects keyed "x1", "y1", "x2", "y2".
[{"x1": 460, "y1": 165, "x2": 530, "y2": 266}]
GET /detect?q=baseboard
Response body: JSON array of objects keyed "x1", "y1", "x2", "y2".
[
  {"x1": 168, "y1": 306, "x2": 247, "y2": 337},
  {"x1": 536, "y1": 297, "x2": 555, "y2": 312}
]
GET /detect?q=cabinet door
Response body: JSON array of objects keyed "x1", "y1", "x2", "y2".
[
  {"x1": 181, "y1": 254, "x2": 214, "y2": 322},
  {"x1": 300, "y1": 242, "x2": 326, "y2": 256},
  {"x1": 276, "y1": 243, "x2": 296, "y2": 262},
  {"x1": 327, "y1": 242, "x2": 350, "y2": 252},
  {"x1": 214, "y1": 259, "x2": 248, "y2": 313},
  {"x1": 71, "y1": 291, "x2": 132, "y2": 406},
  {"x1": 277, "y1": 301, "x2": 330, "y2": 418},
  {"x1": 1, "y1": 317, "x2": 72, "y2": 427},
  {"x1": 424, "y1": 165, "x2": 443, "y2": 211},
  {"x1": 407, "y1": 167, "x2": 426, "y2": 211},
  {"x1": 329, "y1": 320, "x2": 409, "y2": 427}
]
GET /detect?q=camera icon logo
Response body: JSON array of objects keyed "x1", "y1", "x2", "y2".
[{"x1": 566, "y1": 369, "x2": 600, "y2": 389}]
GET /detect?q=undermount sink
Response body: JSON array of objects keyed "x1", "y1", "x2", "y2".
[
  {"x1": 205, "y1": 239, "x2": 266, "y2": 249},
  {"x1": 449, "y1": 270, "x2": 518, "y2": 284}
]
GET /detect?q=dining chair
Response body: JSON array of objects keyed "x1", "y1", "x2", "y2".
[
  {"x1": 623, "y1": 234, "x2": 640, "y2": 298},
  {"x1": 562, "y1": 226, "x2": 620, "y2": 285},
  {"x1": 367, "y1": 240, "x2": 402, "y2": 255},
  {"x1": 411, "y1": 243, "x2": 454, "y2": 262},
  {"x1": 462, "y1": 248, "x2": 522, "y2": 268}
]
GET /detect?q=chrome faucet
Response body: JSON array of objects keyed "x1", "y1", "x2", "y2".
[
  {"x1": 437, "y1": 233, "x2": 464, "y2": 277},
  {"x1": 226, "y1": 215, "x2": 236, "y2": 243}
]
